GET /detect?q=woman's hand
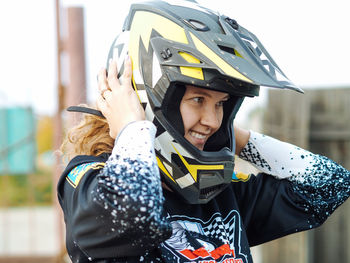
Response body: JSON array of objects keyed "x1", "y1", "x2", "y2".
[{"x1": 97, "y1": 57, "x2": 145, "y2": 139}]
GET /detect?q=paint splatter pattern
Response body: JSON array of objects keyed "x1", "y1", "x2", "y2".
[
  {"x1": 94, "y1": 121, "x2": 171, "y2": 250},
  {"x1": 240, "y1": 131, "x2": 350, "y2": 225}
]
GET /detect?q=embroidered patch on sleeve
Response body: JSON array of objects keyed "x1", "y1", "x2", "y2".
[{"x1": 66, "y1": 162, "x2": 105, "y2": 188}]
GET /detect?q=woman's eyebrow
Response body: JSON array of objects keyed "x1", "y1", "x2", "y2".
[
  {"x1": 221, "y1": 94, "x2": 230, "y2": 100},
  {"x1": 190, "y1": 90, "x2": 229, "y2": 100},
  {"x1": 189, "y1": 90, "x2": 210, "y2": 96}
]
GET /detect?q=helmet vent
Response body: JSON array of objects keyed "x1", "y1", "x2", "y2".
[
  {"x1": 247, "y1": 45, "x2": 258, "y2": 57},
  {"x1": 200, "y1": 184, "x2": 224, "y2": 199},
  {"x1": 218, "y1": 45, "x2": 241, "y2": 57},
  {"x1": 183, "y1": 19, "x2": 209, "y2": 31}
]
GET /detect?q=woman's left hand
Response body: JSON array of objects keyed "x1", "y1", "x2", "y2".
[{"x1": 97, "y1": 57, "x2": 145, "y2": 139}]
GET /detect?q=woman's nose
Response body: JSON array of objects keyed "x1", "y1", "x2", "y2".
[{"x1": 200, "y1": 106, "x2": 221, "y2": 130}]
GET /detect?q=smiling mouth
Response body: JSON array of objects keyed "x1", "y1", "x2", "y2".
[{"x1": 190, "y1": 131, "x2": 208, "y2": 140}]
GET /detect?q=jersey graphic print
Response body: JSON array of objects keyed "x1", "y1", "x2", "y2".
[{"x1": 160, "y1": 210, "x2": 248, "y2": 263}]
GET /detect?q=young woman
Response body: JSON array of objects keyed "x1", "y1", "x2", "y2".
[{"x1": 58, "y1": 1, "x2": 350, "y2": 262}]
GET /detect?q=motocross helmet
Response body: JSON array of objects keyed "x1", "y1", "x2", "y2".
[{"x1": 106, "y1": 0, "x2": 301, "y2": 204}]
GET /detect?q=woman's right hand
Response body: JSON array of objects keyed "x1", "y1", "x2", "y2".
[{"x1": 97, "y1": 57, "x2": 145, "y2": 139}]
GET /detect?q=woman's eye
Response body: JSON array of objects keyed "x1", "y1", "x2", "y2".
[
  {"x1": 216, "y1": 100, "x2": 226, "y2": 107},
  {"x1": 192, "y1": 97, "x2": 203, "y2": 103}
]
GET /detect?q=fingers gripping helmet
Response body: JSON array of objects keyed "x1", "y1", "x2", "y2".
[{"x1": 107, "y1": 0, "x2": 301, "y2": 204}]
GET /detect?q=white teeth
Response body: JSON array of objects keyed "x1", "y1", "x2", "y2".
[{"x1": 190, "y1": 131, "x2": 206, "y2": 139}]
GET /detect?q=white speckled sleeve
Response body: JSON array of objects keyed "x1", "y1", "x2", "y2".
[
  {"x1": 111, "y1": 121, "x2": 159, "y2": 168},
  {"x1": 239, "y1": 130, "x2": 350, "y2": 224},
  {"x1": 239, "y1": 131, "x2": 314, "y2": 179},
  {"x1": 95, "y1": 120, "x2": 171, "y2": 250}
]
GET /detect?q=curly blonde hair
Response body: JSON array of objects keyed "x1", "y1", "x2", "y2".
[{"x1": 61, "y1": 106, "x2": 114, "y2": 161}]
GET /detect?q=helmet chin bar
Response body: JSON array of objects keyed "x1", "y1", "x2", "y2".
[{"x1": 159, "y1": 151, "x2": 235, "y2": 204}]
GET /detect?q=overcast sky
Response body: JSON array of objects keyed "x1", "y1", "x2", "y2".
[{"x1": 0, "y1": 0, "x2": 349, "y2": 116}]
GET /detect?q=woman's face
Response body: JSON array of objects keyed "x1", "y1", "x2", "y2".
[{"x1": 180, "y1": 85, "x2": 229, "y2": 150}]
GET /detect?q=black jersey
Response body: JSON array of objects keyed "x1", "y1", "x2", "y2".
[{"x1": 57, "y1": 121, "x2": 350, "y2": 262}]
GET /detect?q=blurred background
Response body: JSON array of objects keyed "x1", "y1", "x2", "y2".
[{"x1": 0, "y1": 0, "x2": 349, "y2": 262}]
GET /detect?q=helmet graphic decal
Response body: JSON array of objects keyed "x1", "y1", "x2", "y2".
[
  {"x1": 152, "y1": 52, "x2": 163, "y2": 88},
  {"x1": 178, "y1": 52, "x2": 204, "y2": 80},
  {"x1": 111, "y1": 31, "x2": 129, "y2": 74},
  {"x1": 189, "y1": 32, "x2": 252, "y2": 83},
  {"x1": 172, "y1": 143, "x2": 224, "y2": 182},
  {"x1": 157, "y1": 157, "x2": 175, "y2": 182},
  {"x1": 129, "y1": 11, "x2": 188, "y2": 76}
]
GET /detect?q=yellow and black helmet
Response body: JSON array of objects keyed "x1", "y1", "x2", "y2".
[{"x1": 106, "y1": 0, "x2": 301, "y2": 204}]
